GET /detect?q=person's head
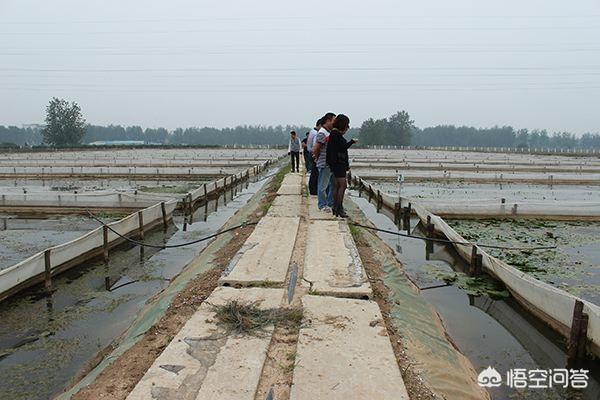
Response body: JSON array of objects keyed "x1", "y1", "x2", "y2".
[
  {"x1": 305, "y1": 132, "x2": 310, "y2": 137},
  {"x1": 290, "y1": 131, "x2": 297, "y2": 138},
  {"x1": 320, "y1": 112, "x2": 336, "y2": 131},
  {"x1": 333, "y1": 114, "x2": 350, "y2": 134},
  {"x1": 315, "y1": 118, "x2": 322, "y2": 129}
]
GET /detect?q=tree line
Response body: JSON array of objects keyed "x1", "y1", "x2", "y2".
[
  {"x1": 411, "y1": 125, "x2": 600, "y2": 149},
  {"x1": 1, "y1": 98, "x2": 598, "y2": 149},
  {"x1": 2, "y1": 121, "x2": 598, "y2": 149}
]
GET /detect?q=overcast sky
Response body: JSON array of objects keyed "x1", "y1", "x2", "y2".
[{"x1": 1, "y1": 0, "x2": 599, "y2": 133}]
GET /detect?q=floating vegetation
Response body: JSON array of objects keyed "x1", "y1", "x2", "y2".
[
  {"x1": 425, "y1": 265, "x2": 510, "y2": 300},
  {"x1": 449, "y1": 219, "x2": 600, "y2": 304}
]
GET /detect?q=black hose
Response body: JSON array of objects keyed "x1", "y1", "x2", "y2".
[{"x1": 86, "y1": 210, "x2": 257, "y2": 249}]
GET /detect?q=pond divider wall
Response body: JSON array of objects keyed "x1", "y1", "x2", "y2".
[
  {"x1": 0, "y1": 159, "x2": 276, "y2": 212},
  {"x1": 351, "y1": 173, "x2": 600, "y2": 359}
]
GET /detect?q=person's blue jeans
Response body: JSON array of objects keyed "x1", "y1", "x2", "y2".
[{"x1": 317, "y1": 165, "x2": 335, "y2": 209}]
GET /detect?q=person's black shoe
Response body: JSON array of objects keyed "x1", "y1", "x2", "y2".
[{"x1": 338, "y1": 203, "x2": 348, "y2": 218}]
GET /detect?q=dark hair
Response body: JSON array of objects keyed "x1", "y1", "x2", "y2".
[
  {"x1": 333, "y1": 114, "x2": 350, "y2": 131},
  {"x1": 321, "y1": 112, "x2": 336, "y2": 124},
  {"x1": 306, "y1": 132, "x2": 310, "y2": 136},
  {"x1": 290, "y1": 131, "x2": 296, "y2": 135},
  {"x1": 316, "y1": 118, "x2": 322, "y2": 126}
]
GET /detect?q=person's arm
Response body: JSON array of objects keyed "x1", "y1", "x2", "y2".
[
  {"x1": 307, "y1": 131, "x2": 315, "y2": 152},
  {"x1": 288, "y1": 139, "x2": 291, "y2": 154},
  {"x1": 312, "y1": 141, "x2": 321, "y2": 161},
  {"x1": 345, "y1": 138, "x2": 357, "y2": 149}
]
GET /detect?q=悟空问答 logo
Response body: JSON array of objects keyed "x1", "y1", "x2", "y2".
[{"x1": 478, "y1": 367, "x2": 502, "y2": 388}]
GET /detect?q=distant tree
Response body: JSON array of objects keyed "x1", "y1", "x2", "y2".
[
  {"x1": 515, "y1": 128, "x2": 529, "y2": 148},
  {"x1": 42, "y1": 97, "x2": 86, "y2": 146},
  {"x1": 359, "y1": 110, "x2": 414, "y2": 145},
  {"x1": 386, "y1": 111, "x2": 415, "y2": 145}
]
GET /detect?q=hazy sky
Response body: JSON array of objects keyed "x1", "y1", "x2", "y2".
[{"x1": 1, "y1": 0, "x2": 599, "y2": 133}]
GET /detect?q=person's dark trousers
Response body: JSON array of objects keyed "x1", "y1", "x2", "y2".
[
  {"x1": 290, "y1": 151, "x2": 300, "y2": 172},
  {"x1": 303, "y1": 150, "x2": 313, "y2": 172},
  {"x1": 308, "y1": 166, "x2": 319, "y2": 195}
]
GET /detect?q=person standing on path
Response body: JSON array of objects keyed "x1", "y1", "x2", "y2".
[
  {"x1": 312, "y1": 112, "x2": 336, "y2": 211},
  {"x1": 307, "y1": 119, "x2": 321, "y2": 195},
  {"x1": 302, "y1": 132, "x2": 312, "y2": 172},
  {"x1": 326, "y1": 114, "x2": 356, "y2": 217},
  {"x1": 288, "y1": 131, "x2": 301, "y2": 172}
]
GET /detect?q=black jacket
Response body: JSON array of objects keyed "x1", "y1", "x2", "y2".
[{"x1": 326, "y1": 129, "x2": 356, "y2": 171}]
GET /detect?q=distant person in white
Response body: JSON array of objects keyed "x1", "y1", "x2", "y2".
[{"x1": 288, "y1": 131, "x2": 301, "y2": 172}]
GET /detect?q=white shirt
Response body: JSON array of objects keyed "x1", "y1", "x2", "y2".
[
  {"x1": 307, "y1": 128, "x2": 318, "y2": 152},
  {"x1": 314, "y1": 127, "x2": 331, "y2": 168}
]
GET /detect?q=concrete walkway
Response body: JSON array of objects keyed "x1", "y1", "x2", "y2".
[
  {"x1": 290, "y1": 295, "x2": 408, "y2": 400},
  {"x1": 126, "y1": 169, "x2": 408, "y2": 400},
  {"x1": 219, "y1": 216, "x2": 300, "y2": 286},
  {"x1": 303, "y1": 220, "x2": 372, "y2": 298}
]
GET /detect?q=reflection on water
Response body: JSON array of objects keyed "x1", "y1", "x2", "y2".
[{"x1": 350, "y1": 191, "x2": 600, "y2": 400}]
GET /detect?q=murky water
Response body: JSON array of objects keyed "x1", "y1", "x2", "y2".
[
  {"x1": 0, "y1": 171, "x2": 275, "y2": 400},
  {"x1": 350, "y1": 192, "x2": 600, "y2": 400},
  {"x1": 364, "y1": 181, "x2": 600, "y2": 203},
  {"x1": 0, "y1": 216, "x2": 119, "y2": 271},
  {"x1": 449, "y1": 219, "x2": 600, "y2": 305},
  {"x1": 0, "y1": 178, "x2": 211, "y2": 194}
]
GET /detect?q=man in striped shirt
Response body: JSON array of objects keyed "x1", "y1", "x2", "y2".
[{"x1": 312, "y1": 112, "x2": 336, "y2": 211}]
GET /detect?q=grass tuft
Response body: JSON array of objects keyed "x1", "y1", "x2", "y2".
[{"x1": 212, "y1": 300, "x2": 303, "y2": 336}]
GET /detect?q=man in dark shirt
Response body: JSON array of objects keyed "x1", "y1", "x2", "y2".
[{"x1": 302, "y1": 132, "x2": 312, "y2": 172}]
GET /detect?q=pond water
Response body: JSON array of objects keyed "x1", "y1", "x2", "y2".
[
  {"x1": 449, "y1": 219, "x2": 600, "y2": 305},
  {"x1": 0, "y1": 216, "x2": 120, "y2": 271},
  {"x1": 364, "y1": 181, "x2": 600, "y2": 203},
  {"x1": 0, "y1": 178, "x2": 212, "y2": 194}
]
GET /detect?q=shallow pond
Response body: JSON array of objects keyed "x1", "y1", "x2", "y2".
[
  {"x1": 0, "y1": 178, "x2": 212, "y2": 194},
  {"x1": 362, "y1": 180, "x2": 600, "y2": 203},
  {"x1": 449, "y1": 219, "x2": 600, "y2": 306},
  {"x1": 0, "y1": 216, "x2": 120, "y2": 271}
]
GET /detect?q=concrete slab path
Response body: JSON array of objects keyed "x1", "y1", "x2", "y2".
[
  {"x1": 277, "y1": 173, "x2": 303, "y2": 195},
  {"x1": 304, "y1": 220, "x2": 372, "y2": 298},
  {"x1": 220, "y1": 216, "x2": 300, "y2": 286},
  {"x1": 290, "y1": 295, "x2": 409, "y2": 400},
  {"x1": 307, "y1": 196, "x2": 336, "y2": 220},
  {"x1": 267, "y1": 195, "x2": 302, "y2": 218},
  {"x1": 127, "y1": 287, "x2": 285, "y2": 400}
]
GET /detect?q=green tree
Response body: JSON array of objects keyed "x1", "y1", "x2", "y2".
[
  {"x1": 358, "y1": 110, "x2": 414, "y2": 145},
  {"x1": 386, "y1": 111, "x2": 414, "y2": 145},
  {"x1": 42, "y1": 97, "x2": 86, "y2": 146}
]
